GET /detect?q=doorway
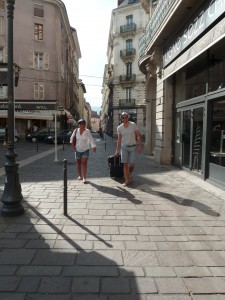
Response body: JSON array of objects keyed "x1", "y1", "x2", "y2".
[{"x1": 175, "y1": 107, "x2": 204, "y2": 173}]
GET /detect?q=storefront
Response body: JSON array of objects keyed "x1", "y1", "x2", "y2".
[
  {"x1": 0, "y1": 100, "x2": 76, "y2": 139},
  {"x1": 163, "y1": 1, "x2": 225, "y2": 188}
]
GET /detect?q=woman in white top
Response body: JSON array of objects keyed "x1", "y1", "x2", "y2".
[{"x1": 70, "y1": 119, "x2": 96, "y2": 183}]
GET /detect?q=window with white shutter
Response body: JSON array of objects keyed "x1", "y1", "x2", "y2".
[
  {"x1": 34, "y1": 82, "x2": 44, "y2": 100},
  {"x1": 30, "y1": 52, "x2": 49, "y2": 70}
]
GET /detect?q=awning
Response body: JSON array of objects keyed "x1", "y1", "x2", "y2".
[
  {"x1": 0, "y1": 108, "x2": 77, "y2": 125},
  {"x1": 0, "y1": 110, "x2": 54, "y2": 120},
  {"x1": 63, "y1": 109, "x2": 77, "y2": 125}
]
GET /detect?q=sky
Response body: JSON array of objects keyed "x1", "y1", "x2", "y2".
[{"x1": 62, "y1": 0, "x2": 118, "y2": 112}]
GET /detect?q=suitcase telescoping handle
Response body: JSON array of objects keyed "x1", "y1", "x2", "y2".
[{"x1": 114, "y1": 155, "x2": 121, "y2": 166}]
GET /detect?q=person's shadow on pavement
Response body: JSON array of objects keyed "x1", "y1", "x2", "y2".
[
  {"x1": 137, "y1": 184, "x2": 220, "y2": 217},
  {"x1": 89, "y1": 182, "x2": 142, "y2": 205}
]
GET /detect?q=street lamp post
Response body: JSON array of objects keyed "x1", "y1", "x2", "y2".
[{"x1": 1, "y1": 0, "x2": 24, "y2": 216}]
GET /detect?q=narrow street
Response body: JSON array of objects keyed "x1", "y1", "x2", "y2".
[{"x1": 0, "y1": 135, "x2": 225, "y2": 299}]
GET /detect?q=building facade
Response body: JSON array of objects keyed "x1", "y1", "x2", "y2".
[
  {"x1": 139, "y1": 0, "x2": 225, "y2": 189},
  {"x1": 0, "y1": 0, "x2": 80, "y2": 138},
  {"x1": 101, "y1": 0, "x2": 148, "y2": 138}
]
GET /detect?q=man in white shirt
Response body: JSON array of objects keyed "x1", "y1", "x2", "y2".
[{"x1": 115, "y1": 112, "x2": 142, "y2": 186}]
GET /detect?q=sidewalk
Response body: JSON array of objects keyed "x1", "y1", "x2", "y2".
[{"x1": 0, "y1": 135, "x2": 225, "y2": 300}]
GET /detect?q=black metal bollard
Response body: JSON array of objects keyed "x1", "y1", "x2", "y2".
[
  {"x1": 63, "y1": 140, "x2": 65, "y2": 151},
  {"x1": 36, "y1": 138, "x2": 38, "y2": 152},
  {"x1": 63, "y1": 159, "x2": 67, "y2": 216}
]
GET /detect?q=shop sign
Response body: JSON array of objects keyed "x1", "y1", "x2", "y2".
[
  {"x1": 163, "y1": 0, "x2": 225, "y2": 67},
  {"x1": 0, "y1": 101, "x2": 56, "y2": 110}
]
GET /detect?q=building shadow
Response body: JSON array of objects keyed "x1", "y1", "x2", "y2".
[{"x1": 0, "y1": 200, "x2": 144, "y2": 299}]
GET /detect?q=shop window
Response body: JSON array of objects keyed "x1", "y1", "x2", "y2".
[
  {"x1": 185, "y1": 54, "x2": 207, "y2": 100},
  {"x1": 208, "y1": 59, "x2": 225, "y2": 92},
  {"x1": 210, "y1": 99, "x2": 225, "y2": 167}
]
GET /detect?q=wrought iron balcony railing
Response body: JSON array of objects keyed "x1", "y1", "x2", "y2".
[
  {"x1": 119, "y1": 74, "x2": 136, "y2": 83},
  {"x1": 119, "y1": 98, "x2": 136, "y2": 107},
  {"x1": 139, "y1": 0, "x2": 175, "y2": 57},
  {"x1": 120, "y1": 48, "x2": 136, "y2": 60},
  {"x1": 120, "y1": 22, "x2": 136, "y2": 34}
]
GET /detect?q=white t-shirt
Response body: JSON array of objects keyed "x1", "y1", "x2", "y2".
[
  {"x1": 117, "y1": 121, "x2": 138, "y2": 146},
  {"x1": 70, "y1": 128, "x2": 96, "y2": 152}
]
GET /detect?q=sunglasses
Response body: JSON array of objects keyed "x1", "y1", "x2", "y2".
[
  {"x1": 79, "y1": 122, "x2": 85, "y2": 125},
  {"x1": 122, "y1": 116, "x2": 128, "y2": 119}
]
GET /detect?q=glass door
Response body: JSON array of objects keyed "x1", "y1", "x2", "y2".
[
  {"x1": 182, "y1": 110, "x2": 191, "y2": 168},
  {"x1": 208, "y1": 98, "x2": 225, "y2": 187},
  {"x1": 181, "y1": 107, "x2": 204, "y2": 172},
  {"x1": 192, "y1": 108, "x2": 203, "y2": 171},
  {"x1": 209, "y1": 99, "x2": 225, "y2": 165}
]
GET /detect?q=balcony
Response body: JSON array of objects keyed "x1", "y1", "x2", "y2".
[
  {"x1": 139, "y1": 0, "x2": 175, "y2": 57},
  {"x1": 119, "y1": 98, "x2": 136, "y2": 107},
  {"x1": 119, "y1": 74, "x2": 136, "y2": 84},
  {"x1": 120, "y1": 48, "x2": 136, "y2": 61},
  {"x1": 120, "y1": 23, "x2": 136, "y2": 35}
]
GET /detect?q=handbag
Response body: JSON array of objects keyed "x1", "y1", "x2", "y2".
[{"x1": 71, "y1": 128, "x2": 77, "y2": 148}]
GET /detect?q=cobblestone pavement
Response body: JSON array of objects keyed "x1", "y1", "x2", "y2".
[{"x1": 0, "y1": 135, "x2": 225, "y2": 300}]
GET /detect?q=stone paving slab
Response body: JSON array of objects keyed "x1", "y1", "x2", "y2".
[{"x1": 0, "y1": 136, "x2": 225, "y2": 298}]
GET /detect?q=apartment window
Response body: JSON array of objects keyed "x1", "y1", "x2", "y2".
[
  {"x1": 126, "y1": 62, "x2": 132, "y2": 76},
  {"x1": 34, "y1": 52, "x2": 44, "y2": 69},
  {"x1": 0, "y1": 0, "x2": 5, "y2": 10},
  {"x1": 0, "y1": 16, "x2": 3, "y2": 34},
  {"x1": 0, "y1": 48, "x2": 3, "y2": 63},
  {"x1": 29, "y1": 51, "x2": 49, "y2": 70},
  {"x1": 126, "y1": 39, "x2": 133, "y2": 53},
  {"x1": 126, "y1": 15, "x2": 133, "y2": 25},
  {"x1": 34, "y1": 82, "x2": 44, "y2": 100},
  {"x1": 34, "y1": 23, "x2": 43, "y2": 40},
  {"x1": 0, "y1": 85, "x2": 6, "y2": 98},
  {"x1": 126, "y1": 88, "x2": 132, "y2": 100},
  {"x1": 0, "y1": 86, "x2": 3, "y2": 98},
  {"x1": 34, "y1": 4, "x2": 44, "y2": 18}
]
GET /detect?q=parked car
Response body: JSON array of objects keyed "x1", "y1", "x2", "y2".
[
  {"x1": 26, "y1": 127, "x2": 57, "y2": 143},
  {"x1": 0, "y1": 128, "x2": 20, "y2": 143},
  {"x1": 45, "y1": 129, "x2": 72, "y2": 144}
]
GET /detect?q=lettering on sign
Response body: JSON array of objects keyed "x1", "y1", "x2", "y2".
[
  {"x1": 163, "y1": 0, "x2": 225, "y2": 67},
  {"x1": 36, "y1": 105, "x2": 47, "y2": 110}
]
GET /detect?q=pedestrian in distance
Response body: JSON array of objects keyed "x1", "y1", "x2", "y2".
[
  {"x1": 115, "y1": 111, "x2": 142, "y2": 186},
  {"x1": 70, "y1": 119, "x2": 96, "y2": 183}
]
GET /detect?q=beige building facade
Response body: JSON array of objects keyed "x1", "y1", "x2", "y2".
[
  {"x1": 101, "y1": 0, "x2": 148, "y2": 138},
  {"x1": 0, "y1": 0, "x2": 81, "y2": 138},
  {"x1": 139, "y1": 0, "x2": 225, "y2": 189}
]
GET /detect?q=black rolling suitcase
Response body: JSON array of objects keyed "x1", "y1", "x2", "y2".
[{"x1": 108, "y1": 155, "x2": 124, "y2": 178}]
